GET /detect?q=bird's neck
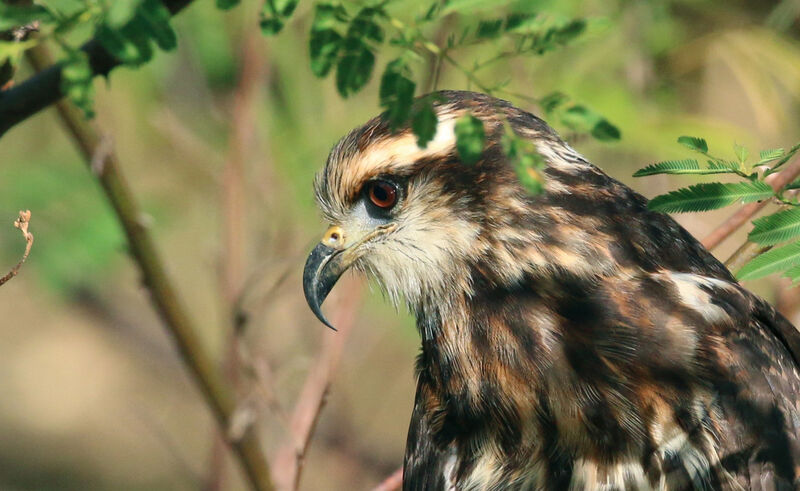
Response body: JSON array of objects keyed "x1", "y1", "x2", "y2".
[{"x1": 414, "y1": 277, "x2": 552, "y2": 421}]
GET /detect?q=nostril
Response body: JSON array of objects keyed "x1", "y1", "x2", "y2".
[{"x1": 323, "y1": 225, "x2": 345, "y2": 247}]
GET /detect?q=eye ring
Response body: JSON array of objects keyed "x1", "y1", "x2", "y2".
[{"x1": 366, "y1": 180, "x2": 399, "y2": 210}]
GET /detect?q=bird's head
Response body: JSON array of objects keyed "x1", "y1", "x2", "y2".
[{"x1": 303, "y1": 90, "x2": 611, "y2": 328}]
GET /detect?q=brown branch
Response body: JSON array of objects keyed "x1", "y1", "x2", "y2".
[
  {"x1": 371, "y1": 467, "x2": 403, "y2": 491},
  {"x1": 702, "y1": 156, "x2": 800, "y2": 251},
  {"x1": 272, "y1": 279, "x2": 364, "y2": 491},
  {"x1": 0, "y1": 210, "x2": 33, "y2": 286},
  {"x1": 24, "y1": 45, "x2": 274, "y2": 491},
  {"x1": 723, "y1": 241, "x2": 771, "y2": 273},
  {"x1": 0, "y1": 0, "x2": 196, "y2": 137},
  {"x1": 776, "y1": 278, "x2": 800, "y2": 321},
  {"x1": 207, "y1": 29, "x2": 268, "y2": 491}
]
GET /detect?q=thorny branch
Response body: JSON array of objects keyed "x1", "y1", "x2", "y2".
[
  {"x1": 24, "y1": 45, "x2": 274, "y2": 491},
  {"x1": 0, "y1": 210, "x2": 33, "y2": 287}
]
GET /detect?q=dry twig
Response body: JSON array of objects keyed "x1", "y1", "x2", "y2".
[
  {"x1": 0, "y1": 210, "x2": 33, "y2": 286},
  {"x1": 206, "y1": 27, "x2": 268, "y2": 491},
  {"x1": 271, "y1": 279, "x2": 364, "y2": 491}
]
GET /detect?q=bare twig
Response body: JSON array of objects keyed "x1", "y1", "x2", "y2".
[
  {"x1": 207, "y1": 29, "x2": 268, "y2": 491},
  {"x1": 272, "y1": 279, "x2": 364, "y2": 491},
  {"x1": 723, "y1": 241, "x2": 771, "y2": 273},
  {"x1": 371, "y1": 467, "x2": 403, "y2": 491},
  {"x1": 702, "y1": 156, "x2": 800, "y2": 251},
  {"x1": 25, "y1": 45, "x2": 274, "y2": 491},
  {"x1": 0, "y1": 210, "x2": 33, "y2": 286},
  {"x1": 422, "y1": 13, "x2": 455, "y2": 93}
]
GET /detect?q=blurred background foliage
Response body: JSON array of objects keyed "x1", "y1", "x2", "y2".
[{"x1": 1, "y1": 0, "x2": 800, "y2": 489}]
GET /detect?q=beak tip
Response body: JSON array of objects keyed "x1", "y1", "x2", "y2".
[
  {"x1": 308, "y1": 298, "x2": 338, "y2": 331},
  {"x1": 303, "y1": 243, "x2": 345, "y2": 331}
]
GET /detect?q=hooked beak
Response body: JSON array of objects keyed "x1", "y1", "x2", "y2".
[{"x1": 303, "y1": 224, "x2": 395, "y2": 330}]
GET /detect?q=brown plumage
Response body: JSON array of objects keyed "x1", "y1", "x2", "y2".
[{"x1": 302, "y1": 91, "x2": 800, "y2": 490}]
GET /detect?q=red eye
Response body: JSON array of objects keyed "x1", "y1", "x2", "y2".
[{"x1": 367, "y1": 180, "x2": 398, "y2": 209}]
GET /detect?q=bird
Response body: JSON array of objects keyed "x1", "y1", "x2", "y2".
[{"x1": 302, "y1": 90, "x2": 800, "y2": 490}]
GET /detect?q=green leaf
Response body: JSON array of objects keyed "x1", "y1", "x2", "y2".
[
  {"x1": 503, "y1": 127, "x2": 545, "y2": 195},
  {"x1": 539, "y1": 91, "x2": 568, "y2": 113},
  {"x1": 633, "y1": 159, "x2": 742, "y2": 177},
  {"x1": 107, "y1": 0, "x2": 142, "y2": 28},
  {"x1": 748, "y1": 208, "x2": 800, "y2": 246},
  {"x1": 677, "y1": 135, "x2": 708, "y2": 153},
  {"x1": 514, "y1": 158, "x2": 545, "y2": 195},
  {"x1": 420, "y1": 2, "x2": 441, "y2": 22},
  {"x1": 757, "y1": 148, "x2": 785, "y2": 165},
  {"x1": 648, "y1": 181, "x2": 774, "y2": 213},
  {"x1": 260, "y1": 17, "x2": 284, "y2": 34},
  {"x1": 0, "y1": 39, "x2": 36, "y2": 67},
  {"x1": 311, "y1": 3, "x2": 348, "y2": 31},
  {"x1": 260, "y1": 0, "x2": 298, "y2": 34},
  {"x1": 454, "y1": 114, "x2": 485, "y2": 165},
  {"x1": 61, "y1": 49, "x2": 95, "y2": 118},
  {"x1": 309, "y1": 29, "x2": 343, "y2": 77},
  {"x1": 476, "y1": 18, "x2": 504, "y2": 38},
  {"x1": 411, "y1": 98, "x2": 437, "y2": 148},
  {"x1": 786, "y1": 264, "x2": 800, "y2": 284},
  {"x1": 786, "y1": 178, "x2": 800, "y2": 191},
  {"x1": 765, "y1": 143, "x2": 800, "y2": 175},
  {"x1": 733, "y1": 143, "x2": 748, "y2": 164},
  {"x1": 379, "y1": 59, "x2": 416, "y2": 128},
  {"x1": 442, "y1": 0, "x2": 515, "y2": 14},
  {"x1": 560, "y1": 105, "x2": 598, "y2": 132},
  {"x1": 335, "y1": 39, "x2": 374, "y2": 97},
  {"x1": 708, "y1": 159, "x2": 740, "y2": 171},
  {"x1": 348, "y1": 7, "x2": 385, "y2": 44},
  {"x1": 216, "y1": 0, "x2": 241, "y2": 9},
  {"x1": 737, "y1": 241, "x2": 800, "y2": 280},
  {"x1": 272, "y1": 0, "x2": 299, "y2": 16},
  {"x1": 0, "y1": 5, "x2": 54, "y2": 31},
  {"x1": 95, "y1": 22, "x2": 153, "y2": 66},
  {"x1": 504, "y1": 12, "x2": 535, "y2": 31},
  {"x1": 550, "y1": 19, "x2": 586, "y2": 44},
  {"x1": 591, "y1": 119, "x2": 620, "y2": 141},
  {"x1": 137, "y1": 0, "x2": 177, "y2": 51}
]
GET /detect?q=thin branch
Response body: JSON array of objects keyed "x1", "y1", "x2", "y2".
[
  {"x1": 776, "y1": 278, "x2": 800, "y2": 321},
  {"x1": 723, "y1": 240, "x2": 771, "y2": 273},
  {"x1": 24, "y1": 45, "x2": 274, "y2": 491},
  {"x1": 0, "y1": 0, "x2": 195, "y2": 137},
  {"x1": 441, "y1": 52, "x2": 493, "y2": 93},
  {"x1": 421, "y1": 12, "x2": 455, "y2": 94},
  {"x1": 371, "y1": 467, "x2": 403, "y2": 491},
  {"x1": 0, "y1": 210, "x2": 33, "y2": 286},
  {"x1": 702, "y1": 156, "x2": 800, "y2": 251},
  {"x1": 207, "y1": 28, "x2": 267, "y2": 491},
  {"x1": 272, "y1": 279, "x2": 364, "y2": 491}
]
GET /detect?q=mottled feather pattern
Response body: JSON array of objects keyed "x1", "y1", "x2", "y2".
[{"x1": 314, "y1": 91, "x2": 800, "y2": 490}]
